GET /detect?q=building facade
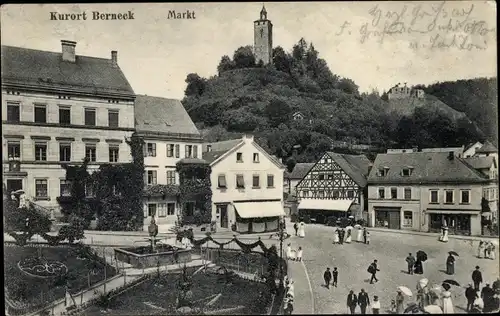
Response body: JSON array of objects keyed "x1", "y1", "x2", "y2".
[
  {"x1": 203, "y1": 135, "x2": 285, "y2": 233},
  {"x1": 367, "y1": 152, "x2": 490, "y2": 236},
  {"x1": 295, "y1": 152, "x2": 372, "y2": 223},
  {"x1": 387, "y1": 83, "x2": 424, "y2": 100},
  {"x1": 134, "y1": 95, "x2": 204, "y2": 227},
  {"x1": 2, "y1": 41, "x2": 135, "y2": 214},
  {"x1": 463, "y1": 141, "x2": 483, "y2": 158},
  {"x1": 284, "y1": 163, "x2": 314, "y2": 197},
  {"x1": 253, "y1": 5, "x2": 273, "y2": 65}
]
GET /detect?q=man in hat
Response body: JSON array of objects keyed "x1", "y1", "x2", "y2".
[
  {"x1": 347, "y1": 290, "x2": 358, "y2": 314},
  {"x1": 465, "y1": 283, "x2": 476, "y2": 312},
  {"x1": 405, "y1": 253, "x2": 416, "y2": 275},
  {"x1": 368, "y1": 260, "x2": 380, "y2": 284},
  {"x1": 358, "y1": 288, "x2": 370, "y2": 314},
  {"x1": 324, "y1": 267, "x2": 332, "y2": 289},
  {"x1": 482, "y1": 283, "x2": 494, "y2": 313},
  {"x1": 332, "y1": 267, "x2": 339, "y2": 287},
  {"x1": 472, "y1": 266, "x2": 483, "y2": 291},
  {"x1": 293, "y1": 222, "x2": 298, "y2": 236}
]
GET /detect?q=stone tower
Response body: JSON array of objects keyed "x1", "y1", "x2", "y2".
[{"x1": 254, "y1": 5, "x2": 273, "y2": 65}]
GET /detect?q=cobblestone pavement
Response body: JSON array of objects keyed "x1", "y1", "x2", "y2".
[{"x1": 285, "y1": 224, "x2": 499, "y2": 314}]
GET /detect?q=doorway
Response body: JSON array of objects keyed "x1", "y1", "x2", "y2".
[
  {"x1": 375, "y1": 208, "x2": 401, "y2": 229},
  {"x1": 218, "y1": 204, "x2": 229, "y2": 228},
  {"x1": 6, "y1": 179, "x2": 23, "y2": 195}
]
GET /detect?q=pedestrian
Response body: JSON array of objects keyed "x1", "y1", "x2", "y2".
[
  {"x1": 356, "y1": 225, "x2": 363, "y2": 242},
  {"x1": 363, "y1": 227, "x2": 367, "y2": 244},
  {"x1": 493, "y1": 277, "x2": 500, "y2": 294},
  {"x1": 414, "y1": 257, "x2": 424, "y2": 274},
  {"x1": 368, "y1": 260, "x2": 380, "y2": 284},
  {"x1": 347, "y1": 290, "x2": 358, "y2": 314},
  {"x1": 332, "y1": 267, "x2": 338, "y2": 287},
  {"x1": 296, "y1": 246, "x2": 303, "y2": 262},
  {"x1": 338, "y1": 228, "x2": 344, "y2": 245},
  {"x1": 465, "y1": 283, "x2": 476, "y2": 312},
  {"x1": 365, "y1": 231, "x2": 370, "y2": 245},
  {"x1": 333, "y1": 228, "x2": 340, "y2": 244},
  {"x1": 472, "y1": 266, "x2": 483, "y2": 291},
  {"x1": 345, "y1": 227, "x2": 352, "y2": 243},
  {"x1": 357, "y1": 288, "x2": 370, "y2": 314},
  {"x1": 298, "y1": 222, "x2": 305, "y2": 238},
  {"x1": 395, "y1": 290, "x2": 405, "y2": 314},
  {"x1": 441, "y1": 285, "x2": 455, "y2": 314},
  {"x1": 323, "y1": 267, "x2": 332, "y2": 289},
  {"x1": 371, "y1": 295, "x2": 381, "y2": 314},
  {"x1": 485, "y1": 241, "x2": 491, "y2": 259},
  {"x1": 441, "y1": 225, "x2": 449, "y2": 242},
  {"x1": 405, "y1": 253, "x2": 416, "y2": 275},
  {"x1": 286, "y1": 243, "x2": 293, "y2": 260},
  {"x1": 490, "y1": 243, "x2": 496, "y2": 260},
  {"x1": 478, "y1": 241, "x2": 485, "y2": 259},
  {"x1": 446, "y1": 253, "x2": 455, "y2": 275},
  {"x1": 481, "y1": 283, "x2": 494, "y2": 313},
  {"x1": 471, "y1": 290, "x2": 484, "y2": 313},
  {"x1": 293, "y1": 222, "x2": 298, "y2": 236}
]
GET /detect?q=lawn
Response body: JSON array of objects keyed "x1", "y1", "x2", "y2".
[
  {"x1": 205, "y1": 249, "x2": 269, "y2": 275},
  {"x1": 82, "y1": 267, "x2": 270, "y2": 315},
  {"x1": 4, "y1": 243, "x2": 117, "y2": 313}
]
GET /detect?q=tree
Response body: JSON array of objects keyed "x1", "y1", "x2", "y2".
[
  {"x1": 285, "y1": 157, "x2": 297, "y2": 173},
  {"x1": 292, "y1": 38, "x2": 308, "y2": 60},
  {"x1": 264, "y1": 98, "x2": 292, "y2": 128},
  {"x1": 233, "y1": 46, "x2": 256, "y2": 68},
  {"x1": 184, "y1": 73, "x2": 207, "y2": 97},
  {"x1": 217, "y1": 55, "x2": 234, "y2": 74},
  {"x1": 337, "y1": 78, "x2": 359, "y2": 95},
  {"x1": 272, "y1": 46, "x2": 290, "y2": 72}
]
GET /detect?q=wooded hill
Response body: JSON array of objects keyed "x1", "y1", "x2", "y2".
[{"x1": 181, "y1": 38, "x2": 494, "y2": 164}]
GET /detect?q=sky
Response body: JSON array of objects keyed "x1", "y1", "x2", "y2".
[{"x1": 1, "y1": 2, "x2": 497, "y2": 99}]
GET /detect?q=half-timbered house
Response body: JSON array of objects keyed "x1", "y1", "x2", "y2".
[{"x1": 295, "y1": 152, "x2": 372, "y2": 223}]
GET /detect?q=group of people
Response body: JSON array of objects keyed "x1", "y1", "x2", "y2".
[
  {"x1": 286, "y1": 243, "x2": 303, "y2": 262},
  {"x1": 404, "y1": 253, "x2": 425, "y2": 275},
  {"x1": 469, "y1": 266, "x2": 500, "y2": 313},
  {"x1": 283, "y1": 276, "x2": 295, "y2": 315},
  {"x1": 333, "y1": 225, "x2": 370, "y2": 245},
  {"x1": 347, "y1": 289, "x2": 379, "y2": 314},
  {"x1": 292, "y1": 222, "x2": 306, "y2": 238},
  {"x1": 478, "y1": 241, "x2": 497, "y2": 259}
]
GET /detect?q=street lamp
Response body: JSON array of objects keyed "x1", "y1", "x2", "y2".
[{"x1": 269, "y1": 217, "x2": 290, "y2": 289}]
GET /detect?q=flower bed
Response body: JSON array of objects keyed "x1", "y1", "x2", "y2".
[{"x1": 114, "y1": 245, "x2": 191, "y2": 268}]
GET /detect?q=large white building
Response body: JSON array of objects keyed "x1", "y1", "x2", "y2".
[
  {"x1": 202, "y1": 135, "x2": 285, "y2": 233},
  {"x1": 134, "y1": 95, "x2": 204, "y2": 227}
]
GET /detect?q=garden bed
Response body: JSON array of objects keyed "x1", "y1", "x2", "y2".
[
  {"x1": 4, "y1": 243, "x2": 117, "y2": 314},
  {"x1": 114, "y1": 245, "x2": 191, "y2": 268},
  {"x1": 81, "y1": 267, "x2": 271, "y2": 315}
]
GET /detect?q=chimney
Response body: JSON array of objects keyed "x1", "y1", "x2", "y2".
[
  {"x1": 448, "y1": 151, "x2": 455, "y2": 160},
  {"x1": 61, "y1": 40, "x2": 77, "y2": 62},
  {"x1": 243, "y1": 134, "x2": 254, "y2": 141},
  {"x1": 206, "y1": 145, "x2": 212, "y2": 152},
  {"x1": 111, "y1": 51, "x2": 118, "y2": 66}
]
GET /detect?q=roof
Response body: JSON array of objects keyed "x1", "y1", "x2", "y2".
[
  {"x1": 202, "y1": 139, "x2": 244, "y2": 163},
  {"x1": 178, "y1": 158, "x2": 208, "y2": 165},
  {"x1": 1, "y1": 45, "x2": 134, "y2": 97},
  {"x1": 421, "y1": 147, "x2": 464, "y2": 154},
  {"x1": 134, "y1": 95, "x2": 201, "y2": 137},
  {"x1": 367, "y1": 152, "x2": 489, "y2": 184},
  {"x1": 326, "y1": 152, "x2": 373, "y2": 187},
  {"x1": 476, "y1": 140, "x2": 498, "y2": 154},
  {"x1": 287, "y1": 163, "x2": 315, "y2": 180},
  {"x1": 464, "y1": 142, "x2": 482, "y2": 152},
  {"x1": 463, "y1": 156, "x2": 496, "y2": 170}
]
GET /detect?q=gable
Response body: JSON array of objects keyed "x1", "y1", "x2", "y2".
[
  {"x1": 297, "y1": 153, "x2": 359, "y2": 189},
  {"x1": 210, "y1": 139, "x2": 284, "y2": 170}
]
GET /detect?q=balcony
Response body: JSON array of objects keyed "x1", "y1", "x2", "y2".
[{"x1": 4, "y1": 157, "x2": 27, "y2": 176}]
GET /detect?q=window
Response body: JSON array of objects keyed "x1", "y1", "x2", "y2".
[
  {"x1": 146, "y1": 143, "x2": 156, "y2": 157},
  {"x1": 175, "y1": 144, "x2": 180, "y2": 158},
  {"x1": 85, "y1": 144, "x2": 97, "y2": 162},
  {"x1": 404, "y1": 188, "x2": 412, "y2": 200},
  {"x1": 253, "y1": 175, "x2": 260, "y2": 188},
  {"x1": 445, "y1": 190, "x2": 454, "y2": 204},
  {"x1": 218, "y1": 175, "x2": 227, "y2": 188},
  {"x1": 318, "y1": 190, "x2": 325, "y2": 198},
  {"x1": 84, "y1": 108, "x2": 96, "y2": 126},
  {"x1": 327, "y1": 174, "x2": 333, "y2": 180},
  {"x1": 378, "y1": 188, "x2": 385, "y2": 199},
  {"x1": 402, "y1": 168, "x2": 411, "y2": 176},
  {"x1": 34, "y1": 142, "x2": 47, "y2": 161},
  {"x1": 7, "y1": 102, "x2": 20, "y2": 122},
  {"x1": 167, "y1": 144, "x2": 174, "y2": 157},
  {"x1": 34, "y1": 104, "x2": 47, "y2": 123},
  {"x1": 185, "y1": 145, "x2": 194, "y2": 158},
  {"x1": 148, "y1": 204, "x2": 157, "y2": 217},
  {"x1": 166, "y1": 171, "x2": 176, "y2": 184},
  {"x1": 378, "y1": 168, "x2": 388, "y2": 176},
  {"x1": 267, "y1": 174, "x2": 274, "y2": 188},
  {"x1": 391, "y1": 187, "x2": 398, "y2": 199},
  {"x1": 236, "y1": 152, "x2": 243, "y2": 162},
  {"x1": 332, "y1": 190, "x2": 340, "y2": 199},
  {"x1": 59, "y1": 143, "x2": 71, "y2": 162},
  {"x1": 319, "y1": 174, "x2": 325, "y2": 180},
  {"x1": 147, "y1": 170, "x2": 157, "y2": 185},
  {"x1": 59, "y1": 106, "x2": 71, "y2": 124},
  {"x1": 185, "y1": 202, "x2": 195, "y2": 217},
  {"x1": 236, "y1": 174, "x2": 245, "y2": 188},
  {"x1": 108, "y1": 110, "x2": 119, "y2": 128},
  {"x1": 60, "y1": 179, "x2": 72, "y2": 196},
  {"x1": 193, "y1": 145, "x2": 198, "y2": 158},
  {"x1": 167, "y1": 203, "x2": 175, "y2": 216},
  {"x1": 7, "y1": 141, "x2": 21, "y2": 159},
  {"x1": 109, "y1": 146, "x2": 119, "y2": 162},
  {"x1": 35, "y1": 179, "x2": 48, "y2": 198},
  {"x1": 158, "y1": 203, "x2": 167, "y2": 217},
  {"x1": 85, "y1": 182, "x2": 95, "y2": 197},
  {"x1": 303, "y1": 190, "x2": 309, "y2": 198},
  {"x1": 347, "y1": 190, "x2": 354, "y2": 199},
  {"x1": 403, "y1": 211, "x2": 413, "y2": 227},
  {"x1": 253, "y1": 153, "x2": 260, "y2": 163},
  {"x1": 460, "y1": 190, "x2": 470, "y2": 204},
  {"x1": 430, "y1": 190, "x2": 439, "y2": 203}
]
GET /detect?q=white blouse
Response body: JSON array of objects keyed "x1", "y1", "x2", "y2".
[{"x1": 372, "y1": 301, "x2": 381, "y2": 309}]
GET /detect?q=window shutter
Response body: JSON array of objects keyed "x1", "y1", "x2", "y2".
[
  {"x1": 193, "y1": 145, "x2": 198, "y2": 158},
  {"x1": 175, "y1": 144, "x2": 180, "y2": 158},
  {"x1": 185, "y1": 145, "x2": 189, "y2": 158}
]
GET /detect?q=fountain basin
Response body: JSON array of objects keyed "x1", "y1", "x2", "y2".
[{"x1": 114, "y1": 244, "x2": 191, "y2": 268}]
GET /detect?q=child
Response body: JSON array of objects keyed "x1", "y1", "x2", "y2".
[
  {"x1": 296, "y1": 246, "x2": 303, "y2": 262},
  {"x1": 365, "y1": 231, "x2": 371, "y2": 245},
  {"x1": 390, "y1": 299, "x2": 397, "y2": 313},
  {"x1": 372, "y1": 295, "x2": 381, "y2": 314}
]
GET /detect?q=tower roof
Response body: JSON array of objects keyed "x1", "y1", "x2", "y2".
[{"x1": 261, "y1": 4, "x2": 267, "y2": 14}]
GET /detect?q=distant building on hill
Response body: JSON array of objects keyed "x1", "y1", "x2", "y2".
[
  {"x1": 253, "y1": 5, "x2": 273, "y2": 65},
  {"x1": 387, "y1": 83, "x2": 424, "y2": 100}
]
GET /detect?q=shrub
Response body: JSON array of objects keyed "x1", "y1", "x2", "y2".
[
  {"x1": 303, "y1": 214, "x2": 311, "y2": 224},
  {"x1": 9, "y1": 278, "x2": 30, "y2": 301},
  {"x1": 59, "y1": 215, "x2": 85, "y2": 244}
]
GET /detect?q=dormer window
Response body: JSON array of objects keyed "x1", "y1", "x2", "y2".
[
  {"x1": 402, "y1": 168, "x2": 411, "y2": 176},
  {"x1": 378, "y1": 167, "x2": 389, "y2": 177}
]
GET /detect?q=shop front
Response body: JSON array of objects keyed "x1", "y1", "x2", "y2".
[
  {"x1": 297, "y1": 198, "x2": 354, "y2": 224},
  {"x1": 374, "y1": 207, "x2": 401, "y2": 229},
  {"x1": 233, "y1": 200, "x2": 285, "y2": 233},
  {"x1": 427, "y1": 210, "x2": 475, "y2": 236}
]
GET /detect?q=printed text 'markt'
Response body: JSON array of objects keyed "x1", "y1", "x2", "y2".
[{"x1": 50, "y1": 11, "x2": 135, "y2": 20}]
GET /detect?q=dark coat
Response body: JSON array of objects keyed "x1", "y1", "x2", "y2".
[
  {"x1": 472, "y1": 270, "x2": 483, "y2": 283},
  {"x1": 465, "y1": 287, "x2": 476, "y2": 301},
  {"x1": 347, "y1": 293, "x2": 358, "y2": 307},
  {"x1": 482, "y1": 286, "x2": 494, "y2": 299},
  {"x1": 332, "y1": 270, "x2": 338, "y2": 280},
  {"x1": 446, "y1": 255, "x2": 455, "y2": 265},
  {"x1": 406, "y1": 255, "x2": 416, "y2": 266},
  {"x1": 324, "y1": 270, "x2": 332, "y2": 281},
  {"x1": 358, "y1": 292, "x2": 370, "y2": 306}
]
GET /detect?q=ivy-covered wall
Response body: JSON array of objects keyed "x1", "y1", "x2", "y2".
[
  {"x1": 57, "y1": 134, "x2": 145, "y2": 231},
  {"x1": 176, "y1": 161, "x2": 212, "y2": 226}
]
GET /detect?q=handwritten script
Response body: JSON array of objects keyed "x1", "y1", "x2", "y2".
[{"x1": 335, "y1": 1, "x2": 496, "y2": 51}]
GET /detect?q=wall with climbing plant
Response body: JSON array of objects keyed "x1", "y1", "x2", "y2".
[
  {"x1": 57, "y1": 134, "x2": 145, "y2": 231},
  {"x1": 176, "y1": 161, "x2": 212, "y2": 226}
]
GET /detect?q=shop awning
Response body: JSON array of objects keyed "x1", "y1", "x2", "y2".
[
  {"x1": 233, "y1": 201, "x2": 285, "y2": 218},
  {"x1": 298, "y1": 199, "x2": 354, "y2": 212},
  {"x1": 426, "y1": 208, "x2": 481, "y2": 215}
]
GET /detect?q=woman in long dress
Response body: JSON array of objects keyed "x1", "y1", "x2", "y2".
[
  {"x1": 446, "y1": 254, "x2": 455, "y2": 275},
  {"x1": 478, "y1": 241, "x2": 485, "y2": 258},
  {"x1": 395, "y1": 290, "x2": 405, "y2": 314},
  {"x1": 441, "y1": 290, "x2": 455, "y2": 314},
  {"x1": 414, "y1": 258, "x2": 424, "y2": 274},
  {"x1": 356, "y1": 226, "x2": 363, "y2": 242},
  {"x1": 442, "y1": 227, "x2": 449, "y2": 242},
  {"x1": 286, "y1": 243, "x2": 293, "y2": 260},
  {"x1": 471, "y1": 290, "x2": 484, "y2": 313},
  {"x1": 333, "y1": 229, "x2": 340, "y2": 244},
  {"x1": 345, "y1": 228, "x2": 352, "y2": 243},
  {"x1": 490, "y1": 244, "x2": 496, "y2": 260},
  {"x1": 298, "y1": 222, "x2": 305, "y2": 238},
  {"x1": 296, "y1": 246, "x2": 303, "y2": 262}
]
